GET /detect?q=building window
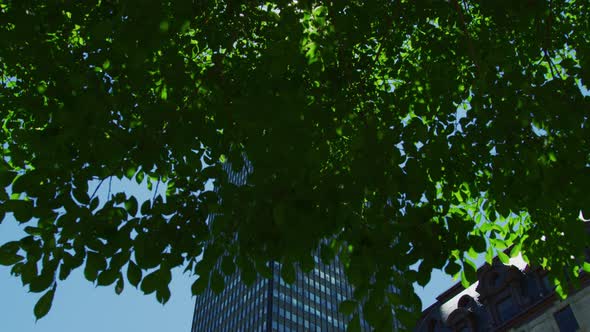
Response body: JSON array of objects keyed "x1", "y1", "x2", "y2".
[
  {"x1": 497, "y1": 296, "x2": 518, "y2": 322},
  {"x1": 554, "y1": 305, "x2": 579, "y2": 332}
]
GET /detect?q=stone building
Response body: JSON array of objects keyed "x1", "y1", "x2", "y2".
[{"x1": 415, "y1": 250, "x2": 590, "y2": 332}]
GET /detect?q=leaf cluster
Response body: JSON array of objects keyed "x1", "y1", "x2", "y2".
[{"x1": 1, "y1": 0, "x2": 590, "y2": 329}]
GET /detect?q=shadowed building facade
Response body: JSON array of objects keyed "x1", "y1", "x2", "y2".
[
  {"x1": 191, "y1": 257, "x2": 367, "y2": 331},
  {"x1": 191, "y1": 161, "x2": 372, "y2": 331}
]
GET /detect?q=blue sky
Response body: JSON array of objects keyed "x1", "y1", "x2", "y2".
[
  {"x1": 0, "y1": 221, "x2": 457, "y2": 332},
  {"x1": 0, "y1": 177, "x2": 458, "y2": 332},
  {"x1": 0, "y1": 254, "x2": 194, "y2": 332},
  {"x1": 0, "y1": 178, "x2": 196, "y2": 332}
]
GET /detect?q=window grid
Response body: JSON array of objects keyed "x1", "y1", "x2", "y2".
[{"x1": 191, "y1": 256, "x2": 370, "y2": 332}]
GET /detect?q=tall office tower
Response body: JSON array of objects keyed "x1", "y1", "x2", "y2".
[
  {"x1": 191, "y1": 257, "x2": 369, "y2": 332},
  {"x1": 191, "y1": 161, "x2": 371, "y2": 331}
]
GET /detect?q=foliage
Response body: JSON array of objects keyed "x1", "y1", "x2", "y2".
[{"x1": 1, "y1": 0, "x2": 590, "y2": 329}]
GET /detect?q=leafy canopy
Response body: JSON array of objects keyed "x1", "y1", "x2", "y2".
[{"x1": 1, "y1": 0, "x2": 590, "y2": 329}]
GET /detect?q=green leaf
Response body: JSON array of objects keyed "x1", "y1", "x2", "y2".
[
  {"x1": 29, "y1": 270, "x2": 55, "y2": 293},
  {"x1": 485, "y1": 246, "x2": 494, "y2": 265},
  {"x1": 127, "y1": 261, "x2": 142, "y2": 287},
  {"x1": 136, "y1": 171, "x2": 145, "y2": 185},
  {"x1": 11, "y1": 173, "x2": 34, "y2": 194},
  {"x1": 221, "y1": 255, "x2": 235, "y2": 276},
  {"x1": 125, "y1": 167, "x2": 137, "y2": 180},
  {"x1": 210, "y1": 270, "x2": 225, "y2": 294},
  {"x1": 338, "y1": 300, "x2": 357, "y2": 316},
  {"x1": 467, "y1": 247, "x2": 479, "y2": 259},
  {"x1": 461, "y1": 259, "x2": 477, "y2": 288},
  {"x1": 97, "y1": 269, "x2": 119, "y2": 286},
  {"x1": 20, "y1": 261, "x2": 38, "y2": 286},
  {"x1": 72, "y1": 187, "x2": 90, "y2": 205},
  {"x1": 0, "y1": 241, "x2": 23, "y2": 266},
  {"x1": 156, "y1": 285, "x2": 171, "y2": 304},
  {"x1": 295, "y1": 251, "x2": 312, "y2": 271},
  {"x1": 24, "y1": 226, "x2": 42, "y2": 236},
  {"x1": 115, "y1": 276, "x2": 124, "y2": 295},
  {"x1": 89, "y1": 197, "x2": 99, "y2": 211},
  {"x1": 280, "y1": 262, "x2": 296, "y2": 284},
  {"x1": 58, "y1": 262, "x2": 72, "y2": 281},
  {"x1": 444, "y1": 261, "x2": 461, "y2": 277},
  {"x1": 239, "y1": 259, "x2": 256, "y2": 286},
  {"x1": 34, "y1": 287, "x2": 55, "y2": 320},
  {"x1": 140, "y1": 200, "x2": 151, "y2": 215},
  {"x1": 160, "y1": 85, "x2": 168, "y2": 100},
  {"x1": 191, "y1": 277, "x2": 208, "y2": 296},
  {"x1": 416, "y1": 264, "x2": 431, "y2": 287},
  {"x1": 497, "y1": 251, "x2": 510, "y2": 264},
  {"x1": 84, "y1": 252, "x2": 106, "y2": 282},
  {"x1": 0, "y1": 170, "x2": 17, "y2": 187},
  {"x1": 125, "y1": 197, "x2": 138, "y2": 216},
  {"x1": 395, "y1": 308, "x2": 420, "y2": 330},
  {"x1": 273, "y1": 203, "x2": 286, "y2": 226},
  {"x1": 140, "y1": 270, "x2": 159, "y2": 295},
  {"x1": 255, "y1": 259, "x2": 273, "y2": 279},
  {"x1": 110, "y1": 250, "x2": 131, "y2": 271},
  {"x1": 10, "y1": 200, "x2": 33, "y2": 223},
  {"x1": 346, "y1": 314, "x2": 362, "y2": 332},
  {"x1": 555, "y1": 280, "x2": 567, "y2": 299},
  {"x1": 509, "y1": 242, "x2": 522, "y2": 258}
]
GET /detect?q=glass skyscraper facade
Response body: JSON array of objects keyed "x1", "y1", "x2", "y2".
[
  {"x1": 191, "y1": 257, "x2": 368, "y2": 332},
  {"x1": 191, "y1": 160, "x2": 372, "y2": 331}
]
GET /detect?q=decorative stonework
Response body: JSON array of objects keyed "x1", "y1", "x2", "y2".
[{"x1": 415, "y1": 251, "x2": 590, "y2": 332}]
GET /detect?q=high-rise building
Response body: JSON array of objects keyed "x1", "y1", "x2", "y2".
[
  {"x1": 191, "y1": 161, "x2": 370, "y2": 331},
  {"x1": 191, "y1": 258, "x2": 367, "y2": 332}
]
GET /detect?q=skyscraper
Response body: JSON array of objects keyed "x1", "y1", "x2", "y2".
[
  {"x1": 191, "y1": 160, "x2": 370, "y2": 331},
  {"x1": 191, "y1": 257, "x2": 366, "y2": 332}
]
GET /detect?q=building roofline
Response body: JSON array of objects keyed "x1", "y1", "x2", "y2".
[{"x1": 434, "y1": 248, "x2": 527, "y2": 303}]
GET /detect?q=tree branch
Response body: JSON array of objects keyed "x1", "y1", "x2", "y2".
[
  {"x1": 108, "y1": 176, "x2": 113, "y2": 199},
  {"x1": 90, "y1": 177, "x2": 106, "y2": 202},
  {"x1": 153, "y1": 178, "x2": 161, "y2": 202}
]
